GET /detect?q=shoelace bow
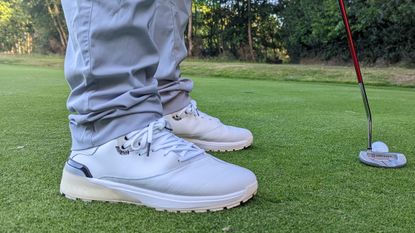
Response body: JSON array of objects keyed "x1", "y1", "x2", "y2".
[{"x1": 121, "y1": 119, "x2": 204, "y2": 161}]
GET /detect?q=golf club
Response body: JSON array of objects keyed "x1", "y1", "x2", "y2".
[{"x1": 338, "y1": 0, "x2": 407, "y2": 168}]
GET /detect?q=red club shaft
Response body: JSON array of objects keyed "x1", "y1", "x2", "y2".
[
  {"x1": 338, "y1": 0, "x2": 364, "y2": 84},
  {"x1": 338, "y1": 0, "x2": 373, "y2": 150}
]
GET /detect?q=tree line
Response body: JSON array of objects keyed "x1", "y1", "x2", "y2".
[{"x1": 0, "y1": 0, "x2": 414, "y2": 65}]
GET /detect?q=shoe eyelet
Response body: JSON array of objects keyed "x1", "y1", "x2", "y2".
[{"x1": 172, "y1": 115, "x2": 182, "y2": 121}]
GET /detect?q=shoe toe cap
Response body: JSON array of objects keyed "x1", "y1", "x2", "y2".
[
  {"x1": 236, "y1": 127, "x2": 253, "y2": 142},
  {"x1": 206, "y1": 125, "x2": 253, "y2": 143},
  {"x1": 160, "y1": 156, "x2": 257, "y2": 196}
]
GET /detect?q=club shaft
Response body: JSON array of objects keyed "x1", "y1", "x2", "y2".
[
  {"x1": 338, "y1": 0, "x2": 372, "y2": 150},
  {"x1": 359, "y1": 83, "x2": 372, "y2": 150}
]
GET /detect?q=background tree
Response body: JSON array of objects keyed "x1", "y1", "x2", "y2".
[
  {"x1": 0, "y1": 0, "x2": 413, "y2": 65},
  {"x1": 0, "y1": 0, "x2": 33, "y2": 54},
  {"x1": 188, "y1": 0, "x2": 282, "y2": 62},
  {"x1": 24, "y1": 0, "x2": 67, "y2": 54},
  {"x1": 279, "y1": 0, "x2": 415, "y2": 65},
  {"x1": 0, "y1": 0, "x2": 66, "y2": 54}
]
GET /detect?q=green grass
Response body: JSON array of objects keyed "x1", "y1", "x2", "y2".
[
  {"x1": 1, "y1": 54, "x2": 415, "y2": 87},
  {"x1": 0, "y1": 54, "x2": 64, "y2": 68},
  {"x1": 0, "y1": 56, "x2": 415, "y2": 232},
  {"x1": 181, "y1": 60, "x2": 415, "y2": 87}
]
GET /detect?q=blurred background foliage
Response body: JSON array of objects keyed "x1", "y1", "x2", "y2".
[{"x1": 0, "y1": 0, "x2": 413, "y2": 65}]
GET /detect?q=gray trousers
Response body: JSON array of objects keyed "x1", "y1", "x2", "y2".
[{"x1": 62, "y1": 0, "x2": 193, "y2": 150}]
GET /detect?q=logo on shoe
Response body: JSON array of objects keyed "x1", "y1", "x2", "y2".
[{"x1": 115, "y1": 146, "x2": 130, "y2": 155}]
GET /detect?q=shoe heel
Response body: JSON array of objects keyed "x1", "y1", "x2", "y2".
[{"x1": 60, "y1": 169, "x2": 136, "y2": 203}]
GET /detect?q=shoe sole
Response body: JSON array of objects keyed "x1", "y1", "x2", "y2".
[
  {"x1": 184, "y1": 137, "x2": 253, "y2": 152},
  {"x1": 60, "y1": 170, "x2": 257, "y2": 213}
]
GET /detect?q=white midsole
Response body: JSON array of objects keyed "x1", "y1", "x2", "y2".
[
  {"x1": 60, "y1": 170, "x2": 258, "y2": 211},
  {"x1": 183, "y1": 137, "x2": 253, "y2": 151}
]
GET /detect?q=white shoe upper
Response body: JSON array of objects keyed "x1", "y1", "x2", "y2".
[
  {"x1": 164, "y1": 100, "x2": 253, "y2": 151},
  {"x1": 67, "y1": 118, "x2": 257, "y2": 197}
]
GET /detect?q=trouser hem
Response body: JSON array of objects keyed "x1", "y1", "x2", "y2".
[
  {"x1": 162, "y1": 93, "x2": 191, "y2": 115},
  {"x1": 70, "y1": 112, "x2": 162, "y2": 150}
]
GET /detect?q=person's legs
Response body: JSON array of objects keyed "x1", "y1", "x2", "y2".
[
  {"x1": 60, "y1": 0, "x2": 257, "y2": 212},
  {"x1": 63, "y1": 0, "x2": 162, "y2": 150},
  {"x1": 152, "y1": 0, "x2": 254, "y2": 152},
  {"x1": 151, "y1": 0, "x2": 193, "y2": 115}
]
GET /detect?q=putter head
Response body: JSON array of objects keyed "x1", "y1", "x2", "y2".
[{"x1": 359, "y1": 150, "x2": 407, "y2": 168}]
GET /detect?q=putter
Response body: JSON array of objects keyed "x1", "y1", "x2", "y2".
[{"x1": 338, "y1": 0, "x2": 407, "y2": 168}]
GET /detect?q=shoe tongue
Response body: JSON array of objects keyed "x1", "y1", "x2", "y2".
[
  {"x1": 185, "y1": 101, "x2": 197, "y2": 115},
  {"x1": 122, "y1": 119, "x2": 204, "y2": 161},
  {"x1": 155, "y1": 130, "x2": 205, "y2": 161},
  {"x1": 190, "y1": 99, "x2": 198, "y2": 108},
  {"x1": 186, "y1": 100, "x2": 220, "y2": 122}
]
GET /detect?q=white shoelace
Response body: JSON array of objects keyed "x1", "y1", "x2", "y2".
[
  {"x1": 121, "y1": 118, "x2": 204, "y2": 161},
  {"x1": 174, "y1": 100, "x2": 219, "y2": 122}
]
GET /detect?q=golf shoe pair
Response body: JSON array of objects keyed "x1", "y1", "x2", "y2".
[{"x1": 60, "y1": 101, "x2": 257, "y2": 212}]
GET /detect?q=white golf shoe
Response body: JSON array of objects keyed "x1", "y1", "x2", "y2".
[
  {"x1": 164, "y1": 100, "x2": 253, "y2": 152},
  {"x1": 60, "y1": 118, "x2": 257, "y2": 212}
]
